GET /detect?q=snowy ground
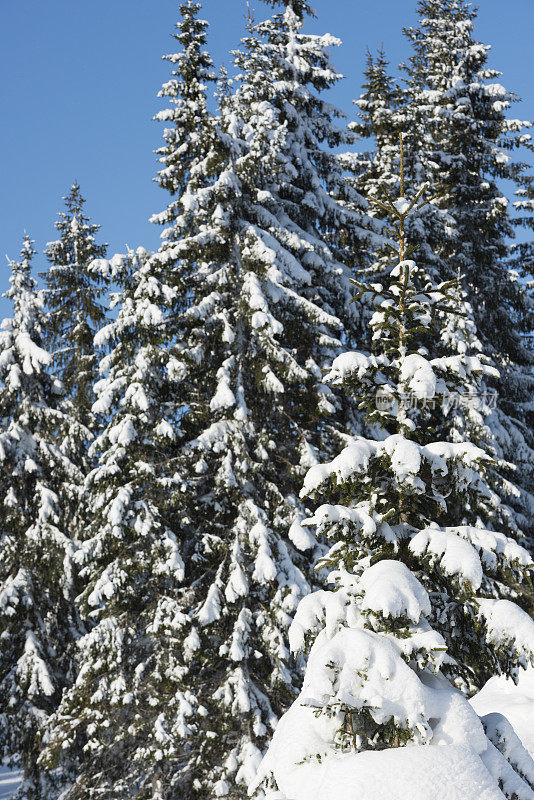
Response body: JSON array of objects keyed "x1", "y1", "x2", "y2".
[
  {"x1": 0, "y1": 768, "x2": 22, "y2": 800},
  {"x1": 471, "y1": 668, "x2": 534, "y2": 757}
]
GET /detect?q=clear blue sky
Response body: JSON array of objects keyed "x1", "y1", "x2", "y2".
[{"x1": 1, "y1": 0, "x2": 533, "y2": 321}]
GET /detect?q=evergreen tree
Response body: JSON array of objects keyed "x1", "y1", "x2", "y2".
[
  {"x1": 0, "y1": 237, "x2": 84, "y2": 798},
  {"x1": 403, "y1": 0, "x2": 533, "y2": 361},
  {"x1": 252, "y1": 140, "x2": 534, "y2": 800},
  {"x1": 349, "y1": 48, "x2": 404, "y2": 207},
  {"x1": 42, "y1": 182, "x2": 107, "y2": 443},
  {"x1": 352, "y1": 0, "x2": 534, "y2": 542},
  {"x1": 39, "y1": 4, "x2": 219, "y2": 795},
  {"x1": 151, "y1": 0, "x2": 217, "y2": 222},
  {"x1": 39, "y1": 247, "x2": 185, "y2": 799},
  {"x1": 116, "y1": 1, "x2": 379, "y2": 798}
]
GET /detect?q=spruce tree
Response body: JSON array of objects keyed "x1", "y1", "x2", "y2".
[
  {"x1": 39, "y1": 4, "x2": 219, "y2": 795},
  {"x1": 127, "y1": 1, "x2": 378, "y2": 798},
  {"x1": 0, "y1": 237, "x2": 84, "y2": 798},
  {"x1": 403, "y1": 0, "x2": 533, "y2": 364},
  {"x1": 252, "y1": 140, "x2": 534, "y2": 800},
  {"x1": 151, "y1": 0, "x2": 217, "y2": 223},
  {"x1": 42, "y1": 182, "x2": 107, "y2": 445},
  {"x1": 36, "y1": 5, "x2": 220, "y2": 796},
  {"x1": 39, "y1": 247, "x2": 185, "y2": 799},
  {"x1": 350, "y1": 49, "x2": 404, "y2": 207},
  {"x1": 352, "y1": 0, "x2": 534, "y2": 543}
]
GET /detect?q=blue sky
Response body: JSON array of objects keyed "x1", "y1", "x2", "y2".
[{"x1": 1, "y1": 0, "x2": 533, "y2": 320}]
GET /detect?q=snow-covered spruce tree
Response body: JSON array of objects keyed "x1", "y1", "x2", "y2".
[
  {"x1": 404, "y1": 0, "x2": 534, "y2": 533},
  {"x1": 131, "y1": 2, "x2": 379, "y2": 798},
  {"x1": 251, "y1": 141, "x2": 534, "y2": 800},
  {"x1": 512, "y1": 172, "x2": 534, "y2": 289},
  {"x1": 0, "y1": 237, "x2": 84, "y2": 799},
  {"x1": 349, "y1": 48, "x2": 404, "y2": 216},
  {"x1": 352, "y1": 73, "x2": 514, "y2": 544},
  {"x1": 152, "y1": 0, "x2": 217, "y2": 219},
  {"x1": 38, "y1": 247, "x2": 187, "y2": 799},
  {"x1": 37, "y1": 8, "x2": 218, "y2": 798},
  {"x1": 349, "y1": 45, "x2": 444, "y2": 281},
  {"x1": 41, "y1": 182, "x2": 107, "y2": 442},
  {"x1": 352, "y1": 0, "x2": 534, "y2": 544}
]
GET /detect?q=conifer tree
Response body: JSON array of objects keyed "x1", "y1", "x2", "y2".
[
  {"x1": 350, "y1": 49, "x2": 404, "y2": 206},
  {"x1": 118, "y1": 1, "x2": 379, "y2": 798},
  {"x1": 403, "y1": 0, "x2": 533, "y2": 361},
  {"x1": 42, "y1": 182, "x2": 107, "y2": 445},
  {"x1": 0, "y1": 237, "x2": 84, "y2": 798},
  {"x1": 151, "y1": 0, "x2": 217, "y2": 220},
  {"x1": 38, "y1": 5, "x2": 219, "y2": 795},
  {"x1": 352, "y1": 0, "x2": 534, "y2": 542},
  {"x1": 39, "y1": 247, "x2": 186, "y2": 799},
  {"x1": 252, "y1": 139, "x2": 534, "y2": 800}
]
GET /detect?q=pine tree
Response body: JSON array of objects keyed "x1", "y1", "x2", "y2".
[
  {"x1": 39, "y1": 247, "x2": 185, "y2": 799},
  {"x1": 42, "y1": 182, "x2": 107, "y2": 445},
  {"x1": 352, "y1": 0, "x2": 534, "y2": 543},
  {"x1": 0, "y1": 237, "x2": 85, "y2": 798},
  {"x1": 252, "y1": 139, "x2": 534, "y2": 800}
]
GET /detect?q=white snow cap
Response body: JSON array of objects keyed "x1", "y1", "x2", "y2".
[{"x1": 358, "y1": 560, "x2": 431, "y2": 623}]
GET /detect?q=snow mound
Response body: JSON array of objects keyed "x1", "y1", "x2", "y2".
[
  {"x1": 251, "y1": 629, "x2": 534, "y2": 800},
  {"x1": 471, "y1": 668, "x2": 534, "y2": 757},
  {"x1": 288, "y1": 745, "x2": 504, "y2": 800}
]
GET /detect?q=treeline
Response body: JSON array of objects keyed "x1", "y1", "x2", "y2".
[{"x1": 0, "y1": 1, "x2": 533, "y2": 799}]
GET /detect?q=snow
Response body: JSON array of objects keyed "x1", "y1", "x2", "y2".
[
  {"x1": 155, "y1": 419, "x2": 175, "y2": 439},
  {"x1": 359, "y1": 560, "x2": 431, "y2": 623},
  {"x1": 393, "y1": 197, "x2": 412, "y2": 215},
  {"x1": 298, "y1": 626, "x2": 436, "y2": 738},
  {"x1": 452, "y1": 526, "x2": 533, "y2": 573},
  {"x1": 288, "y1": 518, "x2": 316, "y2": 551},
  {"x1": 410, "y1": 528, "x2": 483, "y2": 590},
  {"x1": 0, "y1": 570, "x2": 29, "y2": 616},
  {"x1": 400, "y1": 353, "x2": 437, "y2": 399},
  {"x1": 323, "y1": 348, "x2": 500, "y2": 407},
  {"x1": 107, "y1": 416, "x2": 137, "y2": 446},
  {"x1": 471, "y1": 669, "x2": 534, "y2": 757},
  {"x1": 324, "y1": 351, "x2": 387, "y2": 384},
  {"x1": 390, "y1": 258, "x2": 417, "y2": 278},
  {"x1": 211, "y1": 359, "x2": 236, "y2": 411},
  {"x1": 262, "y1": 366, "x2": 285, "y2": 395},
  {"x1": 267, "y1": 745, "x2": 507, "y2": 800},
  {"x1": 244, "y1": 272, "x2": 284, "y2": 335},
  {"x1": 477, "y1": 599, "x2": 534, "y2": 662},
  {"x1": 198, "y1": 582, "x2": 222, "y2": 626},
  {"x1": 251, "y1": 522, "x2": 278, "y2": 584},
  {"x1": 481, "y1": 712, "x2": 534, "y2": 790},
  {"x1": 289, "y1": 589, "x2": 351, "y2": 652},
  {"x1": 250, "y1": 639, "x2": 534, "y2": 800},
  {"x1": 300, "y1": 434, "x2": 490, "y2": 498},
  {"x1": 18, "y1": 631, "x2": 55, "y2": 698},
  {"x1": 225, "y1": 557, "x2": 249, "y2": 602},
  {"x1": 423, "y1": 440, "x2": 489, "y2": 472},
  {"x1": 301, "y1": 438, "x2": 375, "y2": 496},
  {"x1": 382, "y1": 434, "x2": 421, "y2": 481},
  {"x1": 305, "y1": 503, "x2": 371, "y2": 529},
  {"x1": 252, "y1": 645, "x2": 534, "y2": 800},
  {"x1": 0, "y1": 768, "x2": 22, "y2": 800}
]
